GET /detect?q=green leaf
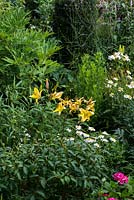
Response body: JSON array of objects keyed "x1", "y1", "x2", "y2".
[
  {"x1": 40, "y1": 178, "x2": 46, "y2": 189},
  {"x1": 36, "y1": 190, "x2": 46, "y2": 198},
  {"x1": 23, "y1": 166, "x2": 28, "y2": 175}
]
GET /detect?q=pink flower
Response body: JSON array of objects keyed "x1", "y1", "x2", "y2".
[
  {"x1": 112, "y1": 172, "x2": 128, "y2": 185},
  {"x1": 107, "y1": 198, "x2": 118, "y2": 200},
  {"x1": 113, "y1": 172, "x2": 125, "y2": 181},
  {"x1": 118, "y1": 175, "x2": 128, "y2": 185}
]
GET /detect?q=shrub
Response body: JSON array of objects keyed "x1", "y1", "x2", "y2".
[
  {"x1": 0, "y1": 86, "x2": 125, "y2": 199},
  {"x1": 24, "y1": 0, "x2": 55, "y2": 31},
  {"x1": 53, "y1": 0, "x2": 98, "y2": 67},
  {"x1": 0, "y1": 2, "x2": 61, "y2": 96},
  {"x1": 75, "y1": 52, "x2": 107, "y2": 115},
  {"x1": 99, "y1": 172, "x2": 134, "y2": 199},
  {"x1": 96, "y1": 0, "x2": 134, "y2": 56}
]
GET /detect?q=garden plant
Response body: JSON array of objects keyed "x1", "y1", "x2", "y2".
[{"x1": 0, "y1": 0, "x2": 134, "y2": 199}]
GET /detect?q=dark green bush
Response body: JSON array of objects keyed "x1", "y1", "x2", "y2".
[
  {"x1": 24, "y1": 0, "x2": 55, "y2": 31},
  {"x1": 0, "y1": 91, "x2": 125, "y2": 199},
  {"x1": 53, "y1": 0, "x2": 98, "y2": 67}
]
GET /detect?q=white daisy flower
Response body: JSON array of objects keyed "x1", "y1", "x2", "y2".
[{"x1": 124, "y1": 94, "x2": 132, "y2": 100}]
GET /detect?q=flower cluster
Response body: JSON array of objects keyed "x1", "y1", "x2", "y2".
[
  {"x1": 29, "y1": 87, "x2": 95, "y2": 122},
  {"x1": 108, "y1": 52, "x2": 130, "y2": 62},
  {"x1": 105, "y1": 70, "x2": 134, "y2": 100},
  {"x1": 50, "y1": 91, "x2": 95, "y2": 122},
  {"x1": 113, "y1": 172, "x2": 128, "y2": 185},
  {"x1": 108, "y1": 45, "x2": 130, "y2": 62},
  {"x1": 100, "y1": 171, "x2": 130, "y2": 200},
  {"x1": 65, "y1": 125, "x2": 117, "y2": 148}
]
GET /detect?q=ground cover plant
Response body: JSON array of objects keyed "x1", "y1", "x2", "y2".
[{"x1": 0, "y1": 0, "x2": 134, "y2": 199}]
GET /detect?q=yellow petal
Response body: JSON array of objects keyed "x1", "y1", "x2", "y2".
[
  {"x1": 30, "y1": 87, "x2": 42, "y2": 102},
  {"x1": 53, "y1": 102, "x2": 65, "y2": 115},
  {"x1": 78, "y1": 108, "x2": 94, "y2": 122},
  {"x1": 50, "y1": 91, "x2": 63, "y2": 100}
]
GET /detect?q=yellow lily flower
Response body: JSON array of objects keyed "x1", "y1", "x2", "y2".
[
  {"x1": 50, "y1": 91, "x2": 63, "y2": 100},
  {"x1": 75, "y1": 97, "x2": 83, "y2": 106},
  {"x1": 30, "y1": 87, "x2": 42, "y2": 104},
  {"x1": 85, "y1": 98, "x2": 95, "y2": 112},
  {"x1": 69, "y1": 102, "x2": 79, "y2": 112},
  {"x1": 60, "y1": 98, "x2": 71, "y2": 106},
  {"x1": 78, "y1": 108, "x2": 94, "y2": 122},
  {"x1": 53, "y1": 102, "x2": 66, "y2": 115}
]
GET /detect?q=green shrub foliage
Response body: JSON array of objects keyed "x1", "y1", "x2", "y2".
[
  {"x1": 75, "y1": 52, "x2": 107, "y2": 113},
  {"x1": 0, "y1": 2, "x2": 61, "y2": 95},
  {"x1": 0, "y1": 0, "x2": 134, "y2": 199},
  {"x1": 0, "y1": 95, "x2": 124, "y2": 199}
]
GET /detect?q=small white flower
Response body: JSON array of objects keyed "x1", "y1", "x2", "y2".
[
  {"x1": 106, "y1": 84, "x2": 112, "y2": 88},
  {"x1": 88, "y1": 126, "x2": 95, "y2": 131},
  {"x1": 66, "y1": 137, "x2": 75, "y2": 142},
  {"x1": 114, "y1": 52, "x2": 121, "y2": 60},
  {"x1": 113, "y1": 83, "x2": 118, "y2": 87},
  {"x1": 102, "y1": 131, "x2": 109, "y2": 136},
  {"x1": 127, "y1": 81, "x2": 134, "y2": 89},
  {"x1": 98, "y1": 135, "x2": 104, "y2": 139},
  {"x1": 94, "y1": 143, "x2": 100, "y2": 148},
  {"x1": 76, "y1": 131, "x2": 89, "y2": 138},
  {"x1": 123, "y1": 54, "x2": 130, "y2": 62},
  {"x1": 127, "y1": 75, "x2": 133, "y2": 80},
  {"x1": 109, "y1": 137, "x2": 116, "y2": 142},
  {"x1": 84, "y1": 138, "x2": 96, "y2": 143},
  {"x1": 108, "y1": 55, "x2": 116, "y2": 60},
  {"x1": 102, "y1": 177, "x2": 106, "y2": 182},
  {"x1": 82, "y1": 133, "x2": 90, "y2": 138},
  {"x1": 109, "y1": 93, "x2": 114, "y2": 97},
  {"x1": 25, "y1": 133, "x2": 31, "y2": 138},
  {"x1": 30, "y1": 25, "x2": 36, "y2": 29},
  {"x1": 75, "y1": 125, "x2": 82, "y2": 130},
  {"x1": 101, "y1": 138, "x2": 109, "y2": 142},
  {"x1": 118, "y1": 87, "x2": 123, "y2": 92},
  {"x1": 76, "y1": 130, "x2": 83, "y2": 135},
  {"x1": 124, "y1": 94, "x2": 132, "y2": 100},
  {"x1": 126, "y1": 70, "x2": 131, "y2": 75},
  {"x1": 66, "y1": 128, "x2": 72, "y2": 133},
  {"x1": 113, "y1": 77, "x2": 118, "y2": 81},
  {"x1": 107, "y1": 80, "x2": 114, "y2": 85}
]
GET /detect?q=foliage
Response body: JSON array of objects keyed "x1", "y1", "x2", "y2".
[
  {"x1": 99, "y1": 172, "x2": 134, "y2": 199},
  {"x1": 53, "y1": 0, "x2": 134, "y2": 67},
  {"x1": 96, "y1": 0, "x2": 134, "y2": 57},
  {"x1": 98, "y1": 56, "x2": 134, "y2": 165},
  {"x1": 75, "y1": 52, "x2": 107, "y2": 115},
  {"x1": 107, "y1": 45, "x2": 131, "y2": 73},
  {"x1": 24, "y1": 0, "x2": 55, "y2": 31},
  {"x1": 49, "y1": 91, "x2": 95, "y2": 122},
  {"x1": 0, "y1": 0, "x2": 134, "y2": 199},
  {"x1": 0, "y1": 2, "x2": 61, "y2": 96},
  {"x1": 97, "y1": 45, "x2": 134, "y2": 133},
  {"x1": 53, "y1": 0, "x2": 98, "y2": 67},
  {"x1": 0, "y1": 81, "x2": 125, "y2": 199}
]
